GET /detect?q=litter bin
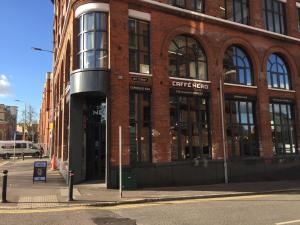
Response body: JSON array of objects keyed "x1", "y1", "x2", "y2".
[{"x1": 122, "y1": 171, "x2": 137, "y2": 190}]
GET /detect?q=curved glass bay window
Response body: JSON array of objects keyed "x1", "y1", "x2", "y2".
[
  {"x1": 225, "y1": 98, "x2": 258, "y2": 157},
  {"x1": 263, "y1": 0, "x2": 286, "y2": 34},
  {"x1": 224, "y1": 46, "x2": 253, "y2": 85},
  {"x1": 225, "y1": 0, "x2": 249, "y2": 24},
  {"x1": 78, "y1": 12, "x2": 108, "y2": 69},
  {"x1": 267, "y1": 54, "x2": 290, "y2": 90},
  {"x1": 129, "y1": 18, "x2": 150, "y2": 74},
  {"x1": 170, "y1": 94, "x2": 210, "y2": 160},
  {"x1": 269, "y1": 102, "x2": 296, "y2": 155},
  {"x1": 169, "y1": 35, "x2": 207, "y2": 80}
]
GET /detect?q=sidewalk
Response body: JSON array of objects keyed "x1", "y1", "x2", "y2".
[{"x1": 1, "y1": 158, "x2": 300, "y2": 209}]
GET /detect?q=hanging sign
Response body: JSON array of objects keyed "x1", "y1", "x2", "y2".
[{"x1": 33, "y1": 161, "x2": 47, "y2": 183}]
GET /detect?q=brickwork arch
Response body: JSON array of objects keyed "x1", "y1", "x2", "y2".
[
  {"x1": 218, "y1": 37, "x2": 261, "y2": 85},
  {"x1": 160, "y1": 25, "x2": 215, "y2": 80},
  {"x1": 262, "y1": 46, "x2": 298, "y2": 88}
]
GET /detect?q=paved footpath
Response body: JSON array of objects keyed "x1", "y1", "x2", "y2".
[{"x1": 1, "y1": 158, "x2": 300, "y2": 210}]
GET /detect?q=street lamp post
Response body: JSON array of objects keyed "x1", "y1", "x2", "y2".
[{"x1": 15, "y1": 100, "x2": 26, "y2": 141}]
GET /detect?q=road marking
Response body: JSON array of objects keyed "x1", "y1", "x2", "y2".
[
  {"x1": 276, "y1": 219, "x2": 300, "y2": 225},
  {"x1": 0, "y1": 194, "x2": 272, "y2": 214}
]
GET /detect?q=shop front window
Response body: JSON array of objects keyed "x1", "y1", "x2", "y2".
[
  {"x1": 225, "y1": 0, "x2": 249, "y2": 24},
  {"x1": 267, "y1": 54, "x2": 291, "y2": 90},
  {"x1": 225, "y1": 99, "x2": 258, "y2": 157},
  {"x1": 129, "y1": 91, "x2": 152, "y2": 163},
  {"x1": 262, "y1": 0, "x2": 286, "y2": 34},
  {"x1": 170, "y1": 94, "x2": 210, "y2": 161},
  {"x1": 269, "y1": 102, "x2": 297, "y2": 155},
  {"x1": 129, "y1": 18, "x2": 150, "y2": 74},
  {"x1": 169, "y1": 35, "x2": 207, "y2": 80},
  {"x1": 224, "y1": 46, "x2": 253, "y2": 85},
  {"x1": 77, "y1": 12, "x2": 108, "y2": 69}
]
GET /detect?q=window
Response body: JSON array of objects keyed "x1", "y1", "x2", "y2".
[
  {"x1": 170, "y1": 94, "x2": 210, "y2": 160},
  {"x1": 191, "y1": 0, "x2": 204, "y2": 12},
  {"x1": 224, "y1": 46, "x2": 253, "y2": 85},
  {"x1": 169, "y1": 0, "x2": 185, "y2": 8},
  {"x1": 225, "y1": 99, "x2": 258, "y2": 157},
  {"x1": 169, "y1": 35, "x2": 207, "y2": 80},
  {"x1": 267, "y1": 54, "x2": 290, "y2": 90},
  {"x1": 262, "y1": 0, "x2": 286, "y2": 34},
  {"x1": 269, "y1": 102, "x2": 297, "y2": 155},
  {"x1": 129, "y1": 91, "x2": 152, "y2": 163},
  {"x1": 77, "y1": 12, "x2": 108, "y2": 69},
  {"x1": 225, "y1": 0, "x2": 249, "y2": 24},
  {"x1": 129, "y1": 19, "x2": 150, "y2": 74}
]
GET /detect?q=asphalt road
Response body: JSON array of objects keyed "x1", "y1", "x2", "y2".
[{"x1": 1, "y1": 192, "x2": 300, "y2": 225}]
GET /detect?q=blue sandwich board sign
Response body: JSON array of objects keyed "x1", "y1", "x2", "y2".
[{"x1": 33, "y1": 161, "x2": 47, "y2": 183}]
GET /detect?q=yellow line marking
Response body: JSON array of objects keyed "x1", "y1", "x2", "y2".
[
  {"x1": 0, "y1": 194, "x2": 272, "y2": 214},
  {"x1": 276, "y1": 219, "x2": 300, "y2": 225}
]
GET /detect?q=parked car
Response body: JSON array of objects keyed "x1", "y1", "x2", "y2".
[{"x1": 0, "y1": 141, "x2": 42, "y2": 159}]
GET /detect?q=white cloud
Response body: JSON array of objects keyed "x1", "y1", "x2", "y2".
[{"x1": 0, "y1": 75, "x2": 12, "y2": 97}]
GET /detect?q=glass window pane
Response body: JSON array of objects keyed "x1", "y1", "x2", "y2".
[
  {"x1": 95, "y1": 51, "x2": 108, "y2": 68},
  {"x1": 95, "y1": 32, "x2": 108, "y2": 49},
  {"x1": 84, "y1": 32, "x2": 94, "y2": 50},
  {"x1": 129, "y1": 50, "x2": 138, "y2": 72},
  {"x1": 84, "y1": 13, "x2": 94, "y2": 31},
  {"x1": 139, "y1": 52, "x2": 150, "y2": 74},
  {"x1": 95, "y1": 13, "x2": 107, "y2": 30},
  {"x1": 84, "y1": 51, "x2": 95, "y2": 68}
]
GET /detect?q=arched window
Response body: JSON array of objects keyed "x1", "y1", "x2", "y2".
[
  {"x1": 267, "y1": 54, "x2": 290, "y2": 90},
  {"x1": 169, "y1": 35, "x2": 207, "y2": 80},
  {"x1": 224, "y1": 46, "x2": 253, "y2": 85}
]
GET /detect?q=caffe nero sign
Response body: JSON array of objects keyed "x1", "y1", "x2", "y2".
[{"x1": 170, "y1": 79, "x2": 210, "y2": 91}]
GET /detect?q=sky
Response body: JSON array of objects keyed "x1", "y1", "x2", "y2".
[{"x1": 0, "y1": 0, "x2": 53, "y2": 121}]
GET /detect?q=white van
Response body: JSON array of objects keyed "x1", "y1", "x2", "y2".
[{"x1": 0, "y1": 141, "x2": 42, "y2": 159}]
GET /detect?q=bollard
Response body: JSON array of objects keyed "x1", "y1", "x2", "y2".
[
  {"x1": 68, "y1": 170, "x2": 74, "y2": 201},
  {"x1": 1, "y1": 170, "x2": 8, "y2": 203},
  {"x1": 22, "y1": 153, "x2": 24, "y2": 161}
]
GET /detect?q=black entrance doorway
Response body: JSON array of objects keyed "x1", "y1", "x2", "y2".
[{"x1": 85, "y1": 99, "x2": 106, "y2": 180}]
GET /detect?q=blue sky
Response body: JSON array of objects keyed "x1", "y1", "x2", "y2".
[{"x1": 0, "y1": 0, "x2": 53, "y2": 121}]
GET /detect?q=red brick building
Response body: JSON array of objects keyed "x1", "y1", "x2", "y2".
[{"x1": 42, "y1": 0, "x2": 300, "y2": 188}]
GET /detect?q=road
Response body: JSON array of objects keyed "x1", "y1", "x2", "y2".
[{"x1": 0, "y1": 192, "x2": 300, "y2": 225}]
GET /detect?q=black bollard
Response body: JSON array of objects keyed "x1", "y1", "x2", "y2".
[
  {"x1": 2, "y1": 170, "x2": 8, "y2": 203},
  {"x1": 68, "y1": 170, "x2": 74, "y2": 201},
  {"x1": 22, "y1": 153, "x2": 24, "y2": 161}
]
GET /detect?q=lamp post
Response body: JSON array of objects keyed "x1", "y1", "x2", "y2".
[{"x1": 31, "y1": 47, "x2": 54, "y2": 53}]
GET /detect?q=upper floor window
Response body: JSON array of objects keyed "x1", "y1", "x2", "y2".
[
  {"x1": 169, "y1": 0, "x2": 185, "y2": 8},
  {"x1": 267, "y1": 54, "x2": 291, "y2": 90},
  {"x1": 169, "y1": 35, "x2": 207, "y2": 80},
  {"x1": 224, "y1": 46, "x2": 253, "y2": 85},
  {"x1": 77, "y1": 12, "x2": 108, "y2": 69},
  {"x1": 262, "y1": 0, "x2": 286, "y2": 34},
  {"x1": 224, "y1": 0, "x2": 249, "y2": 24},
  {"x1": 191, "y1": 0, "x2": 204, "y2": 12},
  {"x1": 129, "y1": 18, "x2": 150, "y2": 74}
]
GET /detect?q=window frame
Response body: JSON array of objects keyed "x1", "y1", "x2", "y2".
[
  {"x1": 269, "y1": 101, "x2": 297, "y2": 155},
  {"x1": 77, "y1": 12, "x2": 109, "y2": 70},
  {"x1": 223, "y1": 46, "x2": 254, "y2": 86},
  {"x1": 128, "y1": 18, "x2": 151, "y2": 74},
  {"x1": 170, "y1": 93, "x2": 211, "y2": 161},
  {"x1": 168, "y1": 35, "x2": 208, "y2": 80},
  {"x1": 225, "y1": 97, "x2": 259, "y2": 157},
  {"x1": 129, "y1": 90, "x2": 152, "y2": 164},
  {"x1": 224, "y1": 0, "x2": 250, "y2": 25},
  {"x1": 298, "y1": 7, "x2": 300, "y2": 32},
  {"x1": 262, "y1": 0, "x2": 286, "y2": 34},
  {"x1": 267, "y1": 54, "x2": 291, "y2": 90}
]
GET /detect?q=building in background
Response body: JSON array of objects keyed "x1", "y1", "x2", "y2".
[
  {"x1": 41, "y1": 0, "x2": 300, "y2": 188},
  {"x1": 0, "y1": 104, "x2": 17, "y2": 140},
  {"x1": 39, "y1": 72, "x2": 53, "y2": 155}
]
